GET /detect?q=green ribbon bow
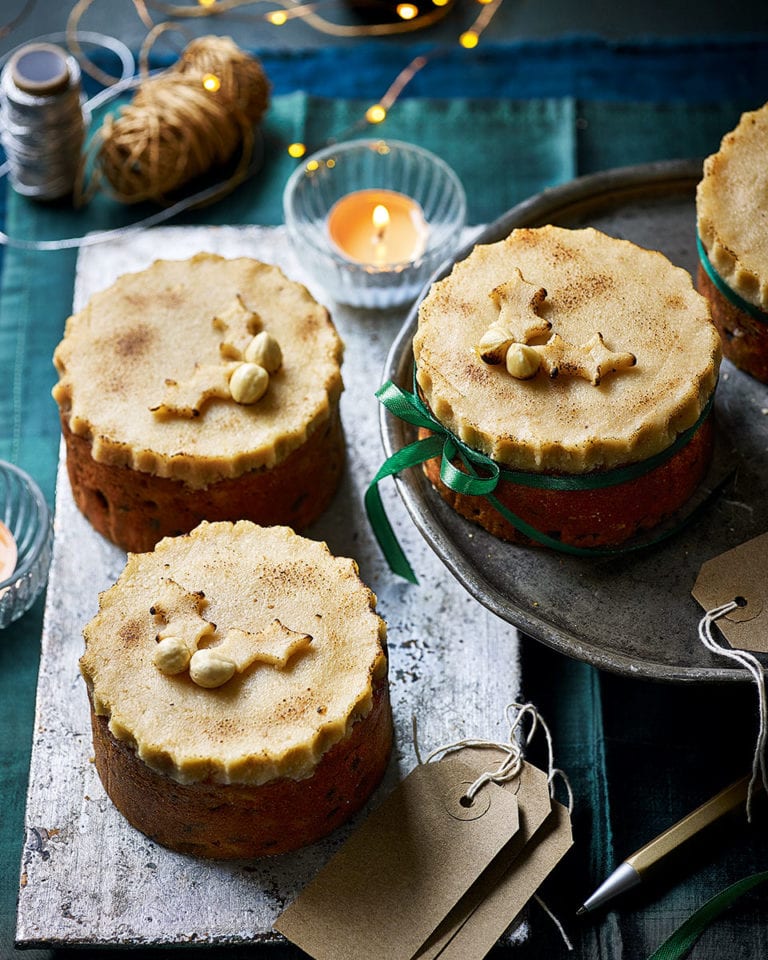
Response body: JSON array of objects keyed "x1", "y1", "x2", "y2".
[
  {"x1": 364, "y1": 379, "x2": 499, "y2": 584},
  {"x1": 365, "y1": 375, "x2": 720, "y2": 584}
]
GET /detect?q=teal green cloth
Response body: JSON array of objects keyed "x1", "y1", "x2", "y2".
[{"x1": 2, "y1": 93, "x2": 766, "y2": 960}]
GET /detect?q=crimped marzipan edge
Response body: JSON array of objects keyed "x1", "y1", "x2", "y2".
[
  {"x1": 697, "y1": 136, "x2": 768, "y2": 312},
  {"x1": 52, "y1": 346, "x2": 344, "y2": 490},
  {"x1": 415, "y1": 359, "x2": 718, "y2": 474}
]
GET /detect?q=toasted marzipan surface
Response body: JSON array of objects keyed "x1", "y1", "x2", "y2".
[
  {"x1": 697, "y1": 103, "x2": 768, "y2": 312},
  {"x1": 80, "y1": 521, "x2": 388, "y2": 786},
  {"x1": 53, "y1": 254, "x2": 343, "y2": 489},
  {"x1": 413, "y1": 225, "x2": 720, "y2": 473}
]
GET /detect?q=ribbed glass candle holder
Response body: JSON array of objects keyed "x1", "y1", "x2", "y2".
[
  {"x1": 283, "y1": 139, "x2": 466, "y2": 309},
  {"x1": 0, "y1": 461, "x2": 53, "y2": 628}
]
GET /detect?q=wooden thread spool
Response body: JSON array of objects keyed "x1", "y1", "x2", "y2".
[{"x1": 95, "y1": 35, "x2": 270, "y2": 205}]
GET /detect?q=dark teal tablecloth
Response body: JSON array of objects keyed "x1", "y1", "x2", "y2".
[{"x1": 2, "y1": 36, "x2": 768, "y2": 960}]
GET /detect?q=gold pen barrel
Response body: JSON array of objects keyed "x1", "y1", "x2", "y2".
[{"x1": 627, "y1": 775, "x2": 751, "y2": 874}]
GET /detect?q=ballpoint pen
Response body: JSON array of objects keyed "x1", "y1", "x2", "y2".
[{"x1": 577, "y1": 774, "x2": 752, "y2": 915}]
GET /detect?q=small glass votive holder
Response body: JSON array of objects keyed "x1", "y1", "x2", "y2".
[
  {"x1": 283, "y1": 139, "x2": 467, "y2": 309},
  {"x1": 0, "y1": 460, "x2": 54, "y2": 629}
]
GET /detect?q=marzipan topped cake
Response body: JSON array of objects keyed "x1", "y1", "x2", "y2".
[
  {"x1": 697, "y1": 103, "x2": 768, "y2": 313},
  {"x1": 415, "y1": 225, "x2": 719, "y2": 473},
  {"x1": 696, "y1": 102, "x2": 768, "y2": 381},
  {"x1": 54, "y1": 253, "x2": 343, "y2": 486},
  {"x1": 52, "y1": 254, "x2": 346, "y2": 552},
  {"x1": 80, "y1": 521, "x2": 392, "y2": 857},
  {"x1": 411, "y1": 225, "x2": 721, "y2": 549}
]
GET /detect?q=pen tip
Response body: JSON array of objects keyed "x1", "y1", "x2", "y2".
[{"x1": 576, "y1": 906, "x2": 588, "y2": 916}]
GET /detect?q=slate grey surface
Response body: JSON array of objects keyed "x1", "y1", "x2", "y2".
[
  {"x1": 382, "y1": 160, "x2": 767, "y2": 683},
  {"x1": 16, "y1": 225, "x2": 522, "y2": 948}
]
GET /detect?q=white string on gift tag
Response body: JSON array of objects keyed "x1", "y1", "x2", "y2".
[
  {"x1": 698, "y1": 600, "x2": 768, "y2": 821},
  {"x1": 416, "y1": 701, "x2": 575, "y2": 813}
]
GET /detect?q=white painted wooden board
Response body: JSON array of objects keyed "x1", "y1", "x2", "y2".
[{"x1": 15, "y1": 226, "x2": 522, "y2": 948}]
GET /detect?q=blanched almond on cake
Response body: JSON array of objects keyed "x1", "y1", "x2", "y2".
[
  {"x1": 506, "y1": 343, "x2": 541, "y2": 379},
  {"x1": 189, "y1": 648, "x2": 237, "y2": 688},
  {"x1": 478, "y1": 326, "x2": 514, "y2": 365},
  {"x1": 153, "y1": 636, "x2": 191, "y2": 674},
  {"x1": 245, "y1": 331, "x2": 283, "y2": 373},
  {"x1": 229, "y1": 362, "x2": 269, "y2": 404}
]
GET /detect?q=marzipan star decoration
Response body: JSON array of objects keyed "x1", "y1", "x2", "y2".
[
  {"x1": 478, "y1": 268, "x2": 551, "y2": 364},
  {"x1": 476, "y1": 270, "x2": 636, "y2": 386},
  {"x1": 533, "y1": 332, "x2": 637, "y2": 386},
  {"x1": 150, "y1": 578, "x2": 312, "y2": 689}
]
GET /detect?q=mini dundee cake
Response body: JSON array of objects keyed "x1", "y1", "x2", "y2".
[
  {"x1": 53, "y1": 253, "x2": 344, "y2": 553},
  {"x1": 410, "y1": 225, "x2": 721, "y2": 550},
  {"x1": 80, "y1": 521, "x2": 392, "y2": 858},
  {"x1": 697, "y1": 102, "x2": 768, "y2": 381}
]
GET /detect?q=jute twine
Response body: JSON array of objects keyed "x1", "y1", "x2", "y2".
[{"x1": 84, "y1": 34, "x2": 269, "y2": 205}]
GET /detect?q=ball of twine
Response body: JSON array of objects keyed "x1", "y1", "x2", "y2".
[{"x1": 96, "y1": 35, "x2": 270, "y2": 205}]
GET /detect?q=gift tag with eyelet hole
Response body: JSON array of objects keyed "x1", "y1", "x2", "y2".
[
  {"x1": 428, "y1": 801, "x2": 573, "y2": 960},
  {"x1": 274, "y1": 755, "x2": 520, "y2": 960},
  {"x1": 414, "y1": 757, "x2": 561, "y2": 960},
  {"x1": 692, "y1": 532, "x2": 768, "y2": 653}
]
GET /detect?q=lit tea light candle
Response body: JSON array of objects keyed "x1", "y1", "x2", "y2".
[
  {"x1": 0, "y1": 520, "x2": 17, "y2": 582},
  {"x1": 327, "y1": 188, "x2": 428, "y2": 266}
]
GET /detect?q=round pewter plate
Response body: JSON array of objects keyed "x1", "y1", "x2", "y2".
[{"x1": 381, "y1": 159, "x2": 768, "y2": 683}]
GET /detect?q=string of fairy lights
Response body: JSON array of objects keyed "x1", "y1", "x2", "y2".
[
  {"x1": 61, "y1": 0, "x2": 505, "y2": 158},
  {"x1": 0, "y1": 0, "x2": 504, "y2": 234}
]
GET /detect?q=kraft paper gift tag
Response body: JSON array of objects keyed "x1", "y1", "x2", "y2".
[
  {"x1": 414, "y1": 756, "x2": 571, "y2": 959},
  {"x1": 276, "y1": 749, "x2": 573, "y2": 960},
  {"x1": 692, "y1": 533, "x2": 768, "y2": 820},
  {"x1": 274, "y1": 755, "x2": 520, "y2": 960},
  {"x1": 426, "y1": 801, "x2": 573, "y2": 960},
  {"x1": 692, "y1": 531, "x2": 768, "y2": 653}
]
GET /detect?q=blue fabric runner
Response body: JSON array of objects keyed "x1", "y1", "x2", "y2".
[
  {"x1": 2, "y1": 36, "x2": 768, "y2": 960},
  {"x1": 151, "y1": 36, "x2": 768, "y2": 103}
]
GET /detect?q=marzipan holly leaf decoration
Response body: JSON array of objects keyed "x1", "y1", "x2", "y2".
[
  {"x1": 149, "y1": 362, "x2": 239, "y2": 418},
  {"x1": 478, "y1": 268, "x2": 551, "y2": 364},
  {"x1": 150, "y1": 579, "x2": 312, "y2": 689},
  {"x1": 213, "y1": 293, "x2": 263, "y2": 360},
  {"x1": 477, "y1": 269, "x2": 636, "y2": 386}
]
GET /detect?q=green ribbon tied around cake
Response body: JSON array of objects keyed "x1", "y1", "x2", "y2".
[
  {"x1": 365, "y1": 372, "x2": 721, "y2": 584},
  {"x1": 697, "y1": 235, "x2": 768, "y2": 324}
]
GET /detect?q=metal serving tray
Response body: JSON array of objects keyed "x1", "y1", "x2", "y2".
[{"x1": 382, "y1": 159, "x2": 767, "y2": 683}]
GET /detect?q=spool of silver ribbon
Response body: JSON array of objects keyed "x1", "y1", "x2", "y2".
[{"x1": 0, "y1": 42, "x2": 87, "y2": 201}]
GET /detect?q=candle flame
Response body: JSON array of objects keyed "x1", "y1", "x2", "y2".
[{"x1": 372, "y1": 204, "x2": 390, "y2": 236}]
